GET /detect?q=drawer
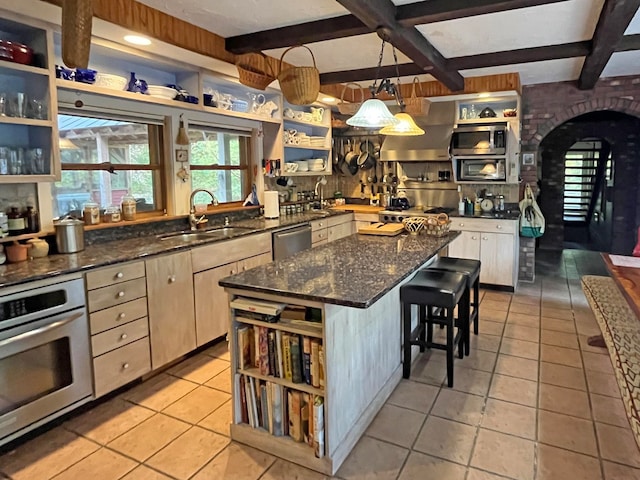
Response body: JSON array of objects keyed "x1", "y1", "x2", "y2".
[
  {"x1": 86, "y1": 261, "x2": 145, "y2": 290},
  {"x1": 449, "y1": 218, "x2": 517, "y2": 234},
  {"x1": 191, "y1": 231, "x2": 271, "y2": 273},
  {"x1": 91, "y1": 318, "x2": 149, "y2": 357},
  {"x1": 327, "y1": 213, "x2": 354, "y2": 227},
  {"x1": 88, "y1": 278, "x2": 147, "y2": 313},
  {"x1": 89, "y1": 297, "x2": 148, "y2": 334},
  {"x1": 312, "y1": 238, "x2": 328, "y2": 247},
  {"x1": 312, "y1": 228, "x2": 327, "y2": 243},
  {"x1": 310, "y1": 219, "x2": 327, "y2": 231},
  {"x1": 354, "y1": 213, "x2": 380, "y2": 223},
  {"x1": 93, "y1": 338, "x2": 151, "y2": 398}
]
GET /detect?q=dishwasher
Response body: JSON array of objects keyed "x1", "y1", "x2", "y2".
[{"x1": 272, "y1": 223, "x2": 312, "y2": 260}]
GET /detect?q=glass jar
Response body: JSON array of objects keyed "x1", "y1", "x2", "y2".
[
  {"x1": 102, "y1": 205, "x2": 121, "y2": 223},
  {"x1": 121, "y1": 193, "x2": 136, "y2": 221},
  {"x1": 7, "y1": 207, "x2": 26, "y2": 235},
  {"x1": 0, "y1": 212, "x2": 8, "y2": 237},
  {"x1": 83, "y1": 202, "x2": 101, "y2": 225},
  {"x1": 25, "y1": 206, "x2": 39, "y2": 233}
]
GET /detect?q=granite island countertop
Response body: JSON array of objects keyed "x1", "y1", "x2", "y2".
[
  {"x1": 219, "y1": 231, "x2": 460, "y2": 309},
  {"x1": 0, "y1": 210, "x2": 349, "y2": 289}
]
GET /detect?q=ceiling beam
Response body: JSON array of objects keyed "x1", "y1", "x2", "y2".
[
  {"x1": 336, "y1": 0, "x2": 465, "y2": 91},
  {"x1": 618, "y1": 33, "x2": 640, "y2": 51},
  {"x1": 578, "y1": 0, "x2": 640, "y2": 89}
]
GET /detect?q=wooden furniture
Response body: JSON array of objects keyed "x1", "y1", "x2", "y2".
[
  {"x1": 447, "y1": 217, "x2": 519, "y2": 289},
  {"x1": 86, "y1": 261, "x2": 151, "y2": 398},
  {"x1": 602, "y1": 253, "x2": 640, "y2": 318}
]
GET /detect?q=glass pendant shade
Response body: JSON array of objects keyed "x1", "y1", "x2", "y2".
[
  {"x1": 380, "y1": 113, "x2": 425, "y2": 136},
  {"x1": 346, "y1": 99, "x2": 398, "y2": 128}
]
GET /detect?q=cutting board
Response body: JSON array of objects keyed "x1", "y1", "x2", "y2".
[
  {"x1": 358, "y1": 223, "x2": 405, "y2": 236},
  {"x1": 330, "y1": 205, "x2": 385, "y2": 214}
]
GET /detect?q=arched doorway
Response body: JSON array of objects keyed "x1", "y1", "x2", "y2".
[{"x1": 538, "y1": 111, "x2": 640, "y2": 253}]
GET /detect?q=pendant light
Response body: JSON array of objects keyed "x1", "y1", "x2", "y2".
[
  {"x1": 346, "y1": 39, "x2": 398, "y2": 128},
  {"x1": 175, "y1": 113, "x2": 190, "y2": 146}
]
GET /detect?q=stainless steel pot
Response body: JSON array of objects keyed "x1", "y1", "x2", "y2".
[{"x1": 54, "y1": 216, "x2": 85, "y2": 253}]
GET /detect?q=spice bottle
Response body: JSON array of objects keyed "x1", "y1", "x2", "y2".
[
  {"x1": 25, "y1": 205, "x2": 40, "y2": 233},
  {"x1": 7, "y1": 206, "x2": 26, "y2": 236},
  {"x1": 121, "y1": 193, "x2": 136, "y2": 221},
  {"x1": 83, "y1": 202, "x2": 100, "y2": 225}
]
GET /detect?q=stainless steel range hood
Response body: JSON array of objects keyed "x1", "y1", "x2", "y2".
[{"x1": 380, "y1": 101, "x2": 456, "y2": 162}]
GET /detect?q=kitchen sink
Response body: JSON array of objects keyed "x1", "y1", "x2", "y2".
[{"x1": 157, "y1": 226, "x2": 256, "y2": 241}]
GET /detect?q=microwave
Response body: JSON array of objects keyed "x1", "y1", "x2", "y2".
[
  {"x1": 456, "y1": 157, "x2": 506, "y2": 182},
  {"x1": 451, "y1": 124, "x2": 506, "y2": 156}
]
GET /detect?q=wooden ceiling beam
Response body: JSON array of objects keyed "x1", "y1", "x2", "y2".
[
  {"x1": 578, "y1": 0, "x2": 640, "y2": 90},
  {"x1": 336, "y1": 0, "x2": 465, "y2": 91}
]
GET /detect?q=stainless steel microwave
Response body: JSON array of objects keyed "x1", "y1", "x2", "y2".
[
  {"x1": 451, "y1": 125, "x2": 506, "y2": 156},
  {"x1": 457, "y1": 157, "x2": 507, "y2": 182}
]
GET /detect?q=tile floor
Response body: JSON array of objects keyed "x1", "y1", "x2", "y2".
[{"x1": 1, "y1": 250, "x2": 640, "y2": 479}]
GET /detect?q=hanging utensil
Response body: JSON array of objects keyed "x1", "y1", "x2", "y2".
[{"x1": 372, "y1": 159, "x2": 378, "y2": 184}]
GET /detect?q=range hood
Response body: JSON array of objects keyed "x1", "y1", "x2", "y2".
[{"x1": 380, "y1": 101, "x2": 456, "y2": 162}]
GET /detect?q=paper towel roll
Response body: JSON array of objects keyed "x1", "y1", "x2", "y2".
[{"x1": 264, "y1": 190, "x2": 279, "y2": 219}]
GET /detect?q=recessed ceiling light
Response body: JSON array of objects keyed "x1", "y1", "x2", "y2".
[
  {"x1": 124, "y1": 35, "x2": 151, "y2": 46},
  {"x1": 478, "y1": 92, "x2": 491, "y2": 98},
  {"x1": 321, "y1": 96, "x2": 336, "y2": 103}
]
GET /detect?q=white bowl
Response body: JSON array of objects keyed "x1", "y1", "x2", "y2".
[
  {"x1": 147, "y1": 85, "x2": 178, "y2": 100},
  {"x1": 94, "y1": 73, "x2": 128, "y2": 90}
]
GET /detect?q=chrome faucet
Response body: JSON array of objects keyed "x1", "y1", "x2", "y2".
[
  {"x1": 314, "y1": 176, "x2": 327, "y2": 209},
  {"x1": 189, "y1": 188, "x2": 218, "y2": 230}
]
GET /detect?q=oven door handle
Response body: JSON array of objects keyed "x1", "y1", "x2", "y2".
[{"x1": 0, "y1": 312, "x2": 83, "y2": 349}]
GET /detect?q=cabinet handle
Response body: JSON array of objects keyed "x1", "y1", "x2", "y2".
[
  {"x1": 242, "y1": 265, "x2": 247, "y2": 271},
  {"x1": 319, "y1": 222, "x2": 323, "y2": 227},
  {"x1": 482, "y1": 237, "x2": 489, "y2": 241},
  {"x1": 472, "y1": 236, "x2": 478, "y2": 240},
  {"x1": 231, "y1": 269, "x2": 236, "y2": 275},
  {"x1": 116, "y1": 272, "x2": 124, "y2": 279},
  {"x1": 117, "y1": 291, "x2": 125, "y2": 298},
  {"x1": 120, "y1": 333, "x2": 128, "y2": 340},
  {"x1": 459, "y1": 223, "x2": 464, "y2": 227},
  {"x1": 122, "y1": 363, "x2": 129, "y2": 370},
  {"x1": 496, "y1": 225, "x2": 502, "y2": 230},
  {"x1": 318, "y1": 233, "x2": 323, "y2": 238},
  {"x1": 118, "y1": 312, "x2": 126, "y2": 320},
  {"x1": 168, "y1": 275, "x2": 176, "y2": 283}
]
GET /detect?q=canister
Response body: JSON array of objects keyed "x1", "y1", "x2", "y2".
[{"x1": 53, "y1": 216, "x2": 85, "y2": 253}]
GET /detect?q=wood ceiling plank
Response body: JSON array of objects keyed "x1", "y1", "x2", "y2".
[
  {"x1": 578, "y1": 0, "x2": 640, "y2": 89},
  {"x1": 336, "y1": 0, "x2": 465, "y2": 91}
]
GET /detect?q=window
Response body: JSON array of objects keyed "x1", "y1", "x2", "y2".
[
  {"x1": 188, "y1": 126, "x2": 251, "y2": 205},
  {"x1": 53, "y1": 113, "x2": 165, "y2": 218}
]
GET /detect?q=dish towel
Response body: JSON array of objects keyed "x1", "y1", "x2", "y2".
[{"x1": 519, "y1": 183, "x2": 545, "y2": 238}]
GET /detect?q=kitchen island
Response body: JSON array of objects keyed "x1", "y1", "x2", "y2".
[{"x1": 219, "y1": 231, "x2": 459, "y2": 475}]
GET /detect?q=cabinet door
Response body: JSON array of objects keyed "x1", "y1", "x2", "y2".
[
  {"x1": 194, "y1": 262, "x2": 238, "y2": 347},
  {"x1": 448, "y1": 230, "x2": 481, "y2": 260},
  {"x1": 238, "y1": 253, "x2": 272, "y2": 273},
  {"x1": 480, "y1": 232, "x2": 515, "y2": 286},
  {"x1": 146, "y1": 251, "x2": 196, "y2": 369},
  {"x1": 328, "y1": 221, "x2": 354, "y2": 241}
]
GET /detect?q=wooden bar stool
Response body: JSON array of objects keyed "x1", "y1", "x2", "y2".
[
  {"x1": 401, "y1": 270, "x2": 468, "y2": 387},
  {"x1": 424, "y1": 257, "x2": 481, "y2": 356}
]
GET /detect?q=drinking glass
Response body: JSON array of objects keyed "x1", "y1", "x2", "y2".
[
  {"x1": 30, "y1": 98, "x2": 46, "y2": 120},
  {"x1": 0, "y1": 147, "x2": 8, "y2": 174},
  {"x1": 0, "y1": 93, "x2": 7, "y2": 117}
]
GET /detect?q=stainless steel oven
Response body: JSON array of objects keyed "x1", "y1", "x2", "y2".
[
  {"x1": 456, "y1": 157, "x2": 507, "y2": 182},
  {"x1": 0, "y1": 274, "x2": 92, "y2": 446},
  {"x1": 451, "y1": 124, "x2": 506, "y2": 156}
]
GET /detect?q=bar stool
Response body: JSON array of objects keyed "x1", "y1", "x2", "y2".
[
  {"x1": 401, "y1": 270, "x2": 468, "y2": 387},
  {"x1": 425, "y1": 257, "x2": 481, "y2": 356}
]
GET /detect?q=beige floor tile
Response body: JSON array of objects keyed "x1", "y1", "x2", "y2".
[
  {"x1": 122, "y1": 373, "x2": 198, "y2": 411},
  {"x1": 541, "y1": 329, "x2": 580, "y2": 349},
  {"x1": 107, "y1": 413, "x2": 190, "y2": 462},
  {"x1": 539, "y1": 383, "x2": 591, "y2": 419},
  {"x1": 413, "y1": 416, "x2": 477, "y2": 464},
  {"x1": 482, "y1": 299, "x2": 510, "y2": 312},
  {"x1": 538, "y1": 410, "x2": 598, "y2": 456},
  {"x1": 387, "y1": 379, "x2": 439, "y2": 413},
  {"x1": 261, "y1": 459, "x2": 330, "y2": 480},
  {"x1": 204, "y1": 368, "x2": 232, "y2": 393},
  {"x1": 586, "y1": 370, "x2": 621, "y2": 397},
  {"x1": 146, "y1": 426, "x2": 229, "y2": 479},
  {"x1": 591, "y1": 393, "x2": 630, "y2": 428},
  {"x1": 583, "y1": 351, "x2": 614, "y2": 374},
  {"x1": 51, "y1": 447, "x2": 137, "y2": 480},
  {"x1": 503, "y1": 324, "x2": 540, "y2": 342},
  {"x1": 120, "y1": 465, "x2": 173, "y2": 480},
  {"x1": 536, "y1": 443, "x2": 602, "y2": 480},
  {"x1": 540, "y1": 344, "x2": 582, "y2": 368},
  {"x1": 494, "y1": 354, "x2": 538, "y2": 381},
  {"x1": 575, "y1": 320, "x2": 602, "y2": 337},
  {"x1": 470, "y1": 429, "x2": 535, "y2": 480},
  {"x1": 397, "y1": 451, "x2": 466, "y2": 480},
  {"x1": 467, "y1": 468, "x2": 512, "y2": 480},
  {"x1": 542, "y1": 306, "x2": 574, "y2": 320},
  {"x1": 198, "y1": 400, "x2": 232, "y2": 436},
  {"x1": 509, "y1": 301, "x2": 541, "y2": 315},
  {"x1": 168, "y1": 354, "x2": 229, "y2": 384},
  {"x1": 471, "y1": 333, "x2": 501, "y2": 353},
  {"x1": 500, "y1": 337, "x2": 539, "y2": 360},
  {"x1": 366, "y1": 404, "x2": 425, "y2": 448},
  {"x1": 540, "y1": 362, "x2": 586, "y2": 391},
  {"x1": 602, "y1": 461, "x2": 640, "y2": 479},
  {"x1": 541, "y1": 317, "x2": 576, "y2": 333},
  {"x1": 489, "y1": 374, "x2": 538, "y2": 407},
  {"x1": 0, "y1": 428, "x2": 99, "y2": 480},
  {"x1": 507, "y1": 313, "x2": 541, "y2": 329},
  {"x1": 431, "y1": 389, "x2": 486, "y2": 426},
  {"x1": 456, "y1": 349, "x2": 497, "y2": 373},
  {"x1": 596, "y1": 423, "x2": 640, "y2": 468},
  {"x1": 191, "y1": 443, "x2": 275, "y2": 480},
  {"x1": 451, "y1": 367, "x2": 493, "y2": 396},
  {"x1": 410, "y1": 354, "x2": 447, "y2": 387},
  {"x1": 162, "y1": 386, "x2": 230, "y2": 424},
  {"x1": 511, "y1": 295, "x2": 540, "y2": 306},
  {"x1": 202, "y1": 341, "x2": 231, "y2": 361},
  {"x1": 484, "y1": 291, "x2": 513, "y2": 302},
  {"x1": 578, "y1": 335, "x2": 609, "y2": 355},
  {"x1": 481, "y1": 398, "x2": 536, "y2": 440},
  {"x1": 63, "y1": 398, "x2": 155, "y2": 445},
  {"x1": 481, "y1": 321, "x2": 506, "y2": 336},
  {"x1": 337, "y1": 435, "x2": 408, "y2": 480},
  {"x1": 482, "y1": 309, "x2": 509, "y2": 323}
]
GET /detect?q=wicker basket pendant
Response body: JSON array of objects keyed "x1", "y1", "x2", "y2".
[
  {"x1": 277, "y1": 46, "x2": 320, "y2": 105},
  {"x1": 236, "y1": 52, "x2": 276, "y2": 91},
  {"x1": 61, "y1": 0, "x2": 93, "y2": 69}
]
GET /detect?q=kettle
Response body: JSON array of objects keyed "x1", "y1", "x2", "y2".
[{"x1": 479, "y1": 107, "x2": 497, "y2": 118}]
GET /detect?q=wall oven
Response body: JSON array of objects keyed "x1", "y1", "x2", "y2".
[
  {"x1": 0, "y1": 274, "x2": 92, "y2": 446},
  {"x1": 451, "y1": 124, "x2": 506, "y2": 156},
  {"x1": 455, "y1": 157, "x2": 507, "y2": 182}
]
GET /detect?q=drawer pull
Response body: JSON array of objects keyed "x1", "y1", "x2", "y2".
[
  {"x1": 116, "y1": 272, "x2": 124, "y2": 279},
  {"x1": 122, "y1": 362, "x2": 129, "y2": 370},
  {"x1": 319, "y1": 222, "x2": 323, "y2": 227},
  {"x1": 168, "y1": 275, "x2": 176, "y2": 283},
  {"x1": 117, "y1": 291, "x2": 125, "y2": 298},
  {"x1": 231, "y1": 269, "x2": 236, "y2": 275},
  {"x1": 318, "y1": 233, "x2": 323, "y2": 238},
  {"x1": 459, "y1": 223, "x2": 464, "y2": 227},
  {"x1": 242, "y1": 265, "x2": 247, "y2": 271},
  {"x1": 496, "y1": 225, "x2": 502, "y2": 230},
  {"x1": 482, "y1": 237, "x2": 489, "y2": 241},
  {"x1": 120, "y1": 333, "x2": 128, "y2": 340},
  {"x1": 118, "y1": 313, "x2": 126, "y2": 320},
  {"x1": 472, "y1": 236, "x2": 478, "y2": 240}
]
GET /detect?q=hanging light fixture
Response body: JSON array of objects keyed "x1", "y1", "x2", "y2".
[
  {"x1": 346, "y1": 38, "x2": 398, "y2": 128},
  {"x1": 379, "y1": 46, "x2": 425, "y2": 136}
]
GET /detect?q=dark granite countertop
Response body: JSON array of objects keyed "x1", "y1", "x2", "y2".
[
  {"x1": 219, "y1": 231, "x2": 460, "y2": 309},
  {"x1": 0, "y1": 210, "x2": 348, "y2": 290},
  {"x1": 448, "y1": 210, "x2": 520, "y2": 220}
]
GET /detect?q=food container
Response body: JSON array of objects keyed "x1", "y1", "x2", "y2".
[
  {"x1": 0, "y1": 40, "x2": 33, "y2": 65},
  {"x1": 102, "y1": 206, "x2": 121, "y2": 223},
  {"x1": 83, "y1": 202, "x2": 100, "y2": 225},
  {"x1": 53, "y1": 216, "x2": 84, "y2": 253},
  {"x1": 121, "y1": 193, "x2": 136, "y2": 221},
  {"x1": 26, "y1": 238, "x2": 49, "y2": 258},
  {"x1": 6, "y1": 242, "x2": 29, "y2": 262}
]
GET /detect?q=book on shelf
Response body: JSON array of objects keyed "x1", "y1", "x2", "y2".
[
  {"x1": 268, "y1": 331, "x2": 278, "y2": 377},
  {"x1": 289, "y1": 335, "x2": 303, "y2": 384},
  {"x1": 282, "y1": 334, "x2": 293, "y2": 381},
  {"x1": 271, "y1": 383, "x2": 285, "y2": 436},
  {"x1": 302, "y1": 337, "x2": 312, "y2": 385},
  {"x1": 238, "y1": 326, "x2": 252, "y2": 370},
  {"x1": 310, "y1": 339, "x2": 320, "y2": 388},
  {"x1": 288, "y1": 390, "x2": 303, "y2": 442},
  {"x1": 257, "y1": 327, "x2": 270, "y2": 376},
  {"x1": 280, "y1": 305, "x2": 306, "y2": 321},
  {"x1": 313, "y1": 395, "x2": 325, "y2": 458},
  {"x1": 260, "y1": 383, "x2": 270, "y2": 431},
  {"x1": 231, "y1": 297, "x2": 286, "y2": 317},
  {"x1": 238, "y1": 374, "x2": 249, "y2": 425},
  {"x1": 318, "y1": 343, "x2": 325, "y2": 388},
  {"x1": 248, "y1": 377, "x2": 259, "y2": 428},
  {"x1": 275, "y1": 330, "x2": 284, "y2": 379},
  {"x1": 301, "y1": 393, "x2": 311, "y2": 445}
]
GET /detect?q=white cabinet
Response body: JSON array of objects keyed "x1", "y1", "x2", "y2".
[
  {"x1": 311, "y1": 214, "x2": 354, "y2": 247},
  {"x1": 448, "y1": 218, "x2": 519, "y2": 289}
]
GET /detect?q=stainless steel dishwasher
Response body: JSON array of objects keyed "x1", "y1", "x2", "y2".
[{"x1": 272, "y1": 223, "x2": 312, "y2": 260}]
